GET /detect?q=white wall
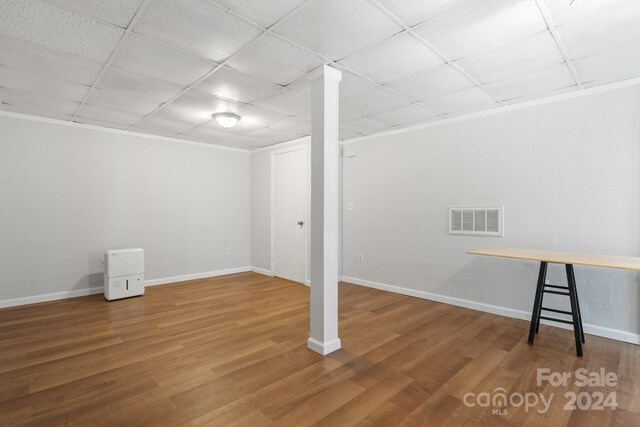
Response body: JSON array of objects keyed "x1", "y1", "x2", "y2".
[
  {"x1": 251, "y1": 146, "x2": 275, "y2": 274},
  {"x1": 3, "y1": 83, "x2": 639, "y2": 344},
  {"x1": 0, "y1": 114, "x2": 251, "y2": 305},
  {"x1": 341, "y1": 85, "x2": 640, "y2": 342}
]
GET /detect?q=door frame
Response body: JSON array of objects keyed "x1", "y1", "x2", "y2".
[{"x1": 270, "y1": 145, "x2": 310, "y2": 285}]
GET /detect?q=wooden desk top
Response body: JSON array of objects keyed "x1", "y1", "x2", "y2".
[{"x1": 467, "y1": 248, "x2": 640, "y2": 271}]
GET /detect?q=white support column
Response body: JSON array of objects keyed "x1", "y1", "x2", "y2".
[{"x1": 307, "y1": 65, "x2": 342, "y2": 356}]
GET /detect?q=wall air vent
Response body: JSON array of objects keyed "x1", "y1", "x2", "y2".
[{"x1": 449, "y1": 206, "x2": 503, "y2": 237}]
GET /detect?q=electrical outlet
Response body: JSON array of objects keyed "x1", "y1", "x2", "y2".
[
  {"x1": 228, "y1": 247, "x2": 234, "y2": 255},
  {"x1": 358, "y1": 254, "x2": 364, "y2": 263},
  {"x1": 347, "y1": 202, "x2": 355, "y2": 211}
]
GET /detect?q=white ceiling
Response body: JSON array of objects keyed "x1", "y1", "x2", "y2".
[{"x1": 1, "y1": 0, "x2": 639, "y2": 149}]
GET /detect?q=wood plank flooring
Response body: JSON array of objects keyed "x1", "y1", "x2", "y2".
[{"x1": 0, "y1": 272, "x2": 638, "y2": 426}]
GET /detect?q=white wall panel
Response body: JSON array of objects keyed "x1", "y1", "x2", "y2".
[
  {"x1": 0, "y1": 115, "x2": 251, "y2": 301},
  {"x1": 340, "y1": 86, "x2": 640, "y2": 338}
]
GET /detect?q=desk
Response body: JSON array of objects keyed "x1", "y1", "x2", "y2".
[{"x1": 467, "y1": 248, "x2": 640, "y2": 357}]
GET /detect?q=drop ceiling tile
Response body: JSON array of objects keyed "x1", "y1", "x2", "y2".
[
  {"x1": 182, "y1": 125, "x2": 233, "y2": 142},
  {"x1": 484, "y1": 64, "x2": 576, "y2": 101},
  {"x1": 340, "y1": 88, "x2": 411, "y2": 116},
  {"x1": 0, "y1": 0, "x2": 124, "y2": 62},
  {"x1": 341, "y1": 116, "x2": 393, "y2": 135},
  {"x1": 200, "y1": 118, "x2": 260, "y2": 135},
  {"x1": 235, "y1": 104, "x2": 291, "y2": 127},
  {"x1": 274, "y1": 0, "x2": 403, "y2": 60},
  {"x1": 268, "y1": 117, "x2": 310, "y2": 134},
  {"x1": 504, "y1": 85, "x2": 578, "y2": 105},
  {"x1": 557, "y1": 3, "x2": 640, "y2": 60},
  {"x1": 338, "y1": 33, "x2": 445, "y2": 84},
  {"x1": 171, "y1": 89, "x2": 244, "y2": 114},
  {"x1": 0, "y1": 65, "x2": 89, "y2": 101},
  {"x1": 135, "y1": 0, "x2": 261, "y2": 62},
  {"x1": 413, "y1": 0, "x2": 547, "y2": 60},
  {"x1": 286, "y1": 78, "x2": 311, "y2": 97},
  {"x1": 45, "y1": 0, "x2": 144, "y2": 28},
  {"x1": 573, "y1": 44, "x2": 640, "y2": 86},
  {"x1": 339, "y1": 72, "x2": 380, "y2": 99},
  {"x1": 213, "y1": 0, "x2": 308, "y2": 28},
  {"x1": 98, "y1": 66, "x2": 185, "y2": 103},
  {"x1": 112, "y1": 34, "x2": 215, "y2": 86},
  {"x1": 339, "y1": 108, "x2": 365, "y2": 123},
  {"x1": 421, "y1": 87, "x2": 497, "y2": 114},
  {"x1": 252, "y1": 88, "x2": 310, "y2": 116},
  {"x1": 371, "y1": 103, "x2": 439, "y2": 125},
  {"x1": 289, "y1": 70, "x2": 374, "y2": 100},
  {"x1": 0, "y1": 88, "x2": 80, "y2": 115},
  {"x1": 455, "y1": 31, "x2": 565, "y2": 83},
  {"x1": 0, "y1": 104, "x2": 73, "y2": 122},
  {"x1": 248, "y1": 127, "x2": 303, "y2": 143},
  {"x1": 226, "y1": 33, "x2": 325, "y2": 85},
  {"x1": 291, "y1": 72, "x2": 376, "y2": 102},
  {"x1": 152, "y1": 89, "x2": 243, "y2": 126},
  {"x1": 339, "y1": 129, "x2": 361, "y2": 140},
  {"x1": 0, "y1": 35, "x2": 104, "y2": 85},
  {"x1": 375, "y1": 0, "x2": 473, "y2": 27},
  {"x1": 74, "y1": 117, "x2": 131, "y2": 130},
  {"x1": 545, "y1": 0, "x2": 635, "y2": 26},
  {"x1": 502, "y1": 85, "x2": 578, "y2": 105},
  {"x1": 386, "y1": 65, "x2": 475, "y2": 102},
  {"x1": 195, "y1": 67, "x2": 281, "y2": 103},
  {"x1": 225, "y1": 134, "x2": 269, "y2": 148},
  {"x1": 296, "y1": 112, "x2": 312, "y2": 122},
  {"x1": 76, "y1": 104, "x2": 143, "y2": 125},
  {"x1": 390, "y1": 115, "x2": 441, "y2": 130},
  {"x1": 85, "y1": 88, "x2": 160, "y2": 116},
  {"x1": 129, "y1": 125, "x2": 180, "y2": 139},
  {"x1": 135, "y1": 115, "x2": 195, "y2": 133}
]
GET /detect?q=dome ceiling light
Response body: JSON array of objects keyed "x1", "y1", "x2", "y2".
[{"x1": 213, "y1": 112, "x2": 240, "y2": 129}]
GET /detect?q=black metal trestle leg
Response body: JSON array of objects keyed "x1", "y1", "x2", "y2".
[
  {"x1": 569, "y1": 265, "x2": 586, "y2": 344},
  {"x1": 566, "y1": 265, "x2": 584, "y2": 356},
  {"x1": 527, "y1": 262, "x2": 585, "y2": 357},
  {"x1": 528, "y1": 262, "x2": 547, "y2": 345}
]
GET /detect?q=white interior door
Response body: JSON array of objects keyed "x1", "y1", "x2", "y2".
[{"x1": 273, "y1": 148, "x2": 306, "y2": 284}]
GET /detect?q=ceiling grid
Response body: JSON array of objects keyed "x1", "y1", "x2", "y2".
[
  {"x1": 367, "y1": 0, "x2": 506, "y2": 105},
  {"x1": 1, "y1": 0, "x2": 639, "y2": 149},
  {"x1": 534, "y1": 0, "x2": 583, "y2": 89},
  {"x1": 71, "y1": 0, "x2": 154, "y2": 120}
]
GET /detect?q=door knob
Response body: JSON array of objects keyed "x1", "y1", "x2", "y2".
[{"x1": 298, "y1": 221, "x2": 304, "y2": 227}]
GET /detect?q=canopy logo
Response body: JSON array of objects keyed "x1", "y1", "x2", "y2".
[
  {"x1": 463, "y1": 388, "x2": 552, "y2": 415},
  {"x1": 463, "y1": 367, "x2": 618, "y2": 415}
]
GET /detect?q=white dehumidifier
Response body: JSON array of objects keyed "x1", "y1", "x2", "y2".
[{"x1": 103, "y1": 248, "x2": 145, "y2": 301}]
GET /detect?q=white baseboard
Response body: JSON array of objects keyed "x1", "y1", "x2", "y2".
[
  {"x1": 0, "y1": 266, "x2": 252, "y2": 309},
  {"x1": 249, "y1": 267, "x2": 310, "y2": 287},
  {"x1": 340, "y1": 276, "x2": 640, "y2": 345},
  {"x1": 144, "y1": 266, "x2": 252, "y2": 287},
  {"x1": 0, "y1": 286, "x2": 104, "y2": 309},
  {"x1": 250, "y1": 266, "x2": 273, "y2": 276},
  {"x1": 307, "y1": 337, "x2": 342, "y2": 355}
]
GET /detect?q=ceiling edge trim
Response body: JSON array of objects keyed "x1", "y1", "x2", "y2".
[
  {"x1": 251, "y1": 135, "x2": 311, "y2": 153},
  {"x1": 0, "y1": 110, "x2": 252, "y2": 154},
  {"x1": 343, "y1": 76, "x2": 640, "y2": 145}
]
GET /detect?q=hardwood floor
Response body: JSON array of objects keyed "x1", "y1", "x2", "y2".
[{"x1": 0, "y1": 272, "x2": 638, "y2": 426}]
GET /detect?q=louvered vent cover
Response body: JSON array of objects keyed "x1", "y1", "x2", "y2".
[{"x1": 449, "y1": 206, "x2": 503, "y2": 236}]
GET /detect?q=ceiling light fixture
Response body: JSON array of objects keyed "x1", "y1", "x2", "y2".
[{"x1": 213, "y1": 112, "x2": 240, "y2": 129}]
